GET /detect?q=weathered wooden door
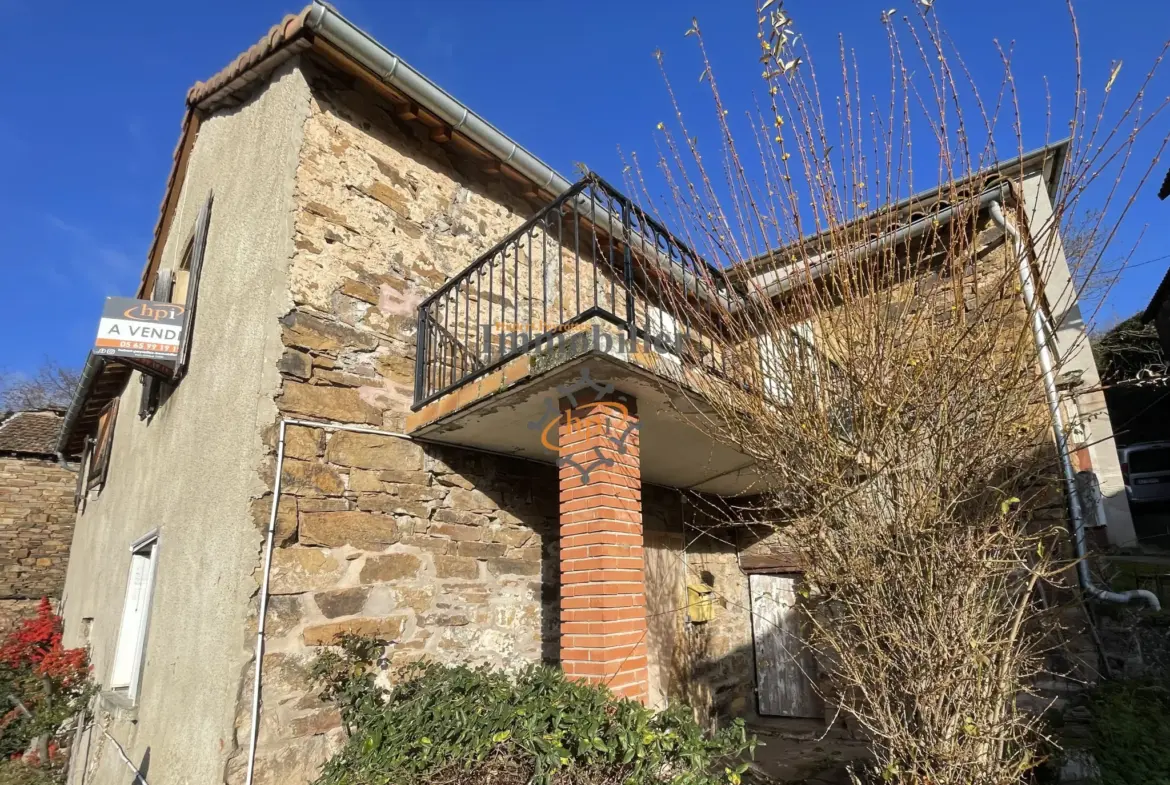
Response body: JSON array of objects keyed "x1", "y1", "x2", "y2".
[{"x1": 749, "y1": 573, "x2": 821, "y2": 718}]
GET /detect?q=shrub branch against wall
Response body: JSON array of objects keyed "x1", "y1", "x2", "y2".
[{"x1": 615, "y1": 2, "x2": 1168, "y2": 783}]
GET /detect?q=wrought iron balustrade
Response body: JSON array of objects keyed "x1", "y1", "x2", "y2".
[
  {"x1": 412, "y1": 173, "x2": 852, "y2": 416},
  {"x1": 412, "y1": 174, "x2": 736, "y2": 407}
]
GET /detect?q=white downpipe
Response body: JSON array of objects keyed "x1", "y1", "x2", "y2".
[
  {"x1": 243, "y1": 417, "x2": 414, "y2": 785},
  {"x1": 989, "y1": 201, "x2": 1158, "y2": 610}
]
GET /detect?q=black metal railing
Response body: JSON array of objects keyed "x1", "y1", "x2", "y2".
[
  {"x1": 413, "y1": 174, "x2": 738, "y2": 407},
  {"x1": 412, "y1": 173, "x2": 853, "y2": 415}
]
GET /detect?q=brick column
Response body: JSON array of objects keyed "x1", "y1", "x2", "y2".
[{"x1": 558, "y1": 393, "x2": 647, "y2": 702}]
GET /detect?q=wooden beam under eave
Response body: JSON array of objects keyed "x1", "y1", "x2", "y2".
[{"x1": 311, "y1": 39, "x2": 413, "y2": 112}]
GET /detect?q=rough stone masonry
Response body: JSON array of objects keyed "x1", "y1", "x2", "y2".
[
  {"x1": 0, "y1": 410, "x2": 76, "y2": 632},
  {"x1": 226, "y1": 63, "x2": 564, "y2": 785}
]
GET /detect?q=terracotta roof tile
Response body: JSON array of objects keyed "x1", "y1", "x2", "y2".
[
  {"x1": 138, "y1": 5, "x2": 315, "y2": 298},
  {"x1": 0, "y1": 411, "x2": 64, "y2": 456},
  {"x1": 186, "y1": 7, "x2": 314, "y2": 107}
]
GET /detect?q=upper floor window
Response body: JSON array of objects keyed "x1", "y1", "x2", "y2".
[
  {"x1": 140, "y1": 192, "x2": 213, "y2": 420},
  {"x1": 758, "y1": 321, "x2": 816, "y2": 404}
]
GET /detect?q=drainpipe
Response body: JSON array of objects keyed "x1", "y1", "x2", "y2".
[
  {"x1": 244, "y1": 417, "x2": 414, "y2": 785},
  {"x1": 989, "y1": 200, "x2": 1159, "y2": 610}
]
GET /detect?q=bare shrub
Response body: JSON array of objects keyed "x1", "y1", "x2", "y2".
[{"x1": 618, "y1": 3, "x2": 1169, "y2": 783}]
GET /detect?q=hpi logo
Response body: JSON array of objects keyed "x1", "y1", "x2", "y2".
[
  {"x1": 122, "y1": 302, "x2": 185, "y2": 322},
  {"x1": 527, "y1": 368, "x2": 639, "y2": 482}
]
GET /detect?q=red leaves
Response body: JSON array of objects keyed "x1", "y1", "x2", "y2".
[{"x1": 0, "y1": 598, "x2": 89, "y2": 685}]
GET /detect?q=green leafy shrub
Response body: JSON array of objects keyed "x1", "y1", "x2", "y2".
[
  {"x1": 1076, "y1": 677, "x2": 1170, "y2": 785},
  {"x1": 310, "y1": 634, "x2": 757, "y2": 785}
]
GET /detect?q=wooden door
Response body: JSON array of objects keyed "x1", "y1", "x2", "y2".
[{"x1": 749, "y1": 573, "x2": 821, "y2": 718}]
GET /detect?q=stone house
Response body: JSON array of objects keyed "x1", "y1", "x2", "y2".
[
  {"x1": 55, "y1": 5, "x2": 1135, "y2": 785},
  {"x1": 0, "y1": 409, "x2": 76, "y2": 632}
]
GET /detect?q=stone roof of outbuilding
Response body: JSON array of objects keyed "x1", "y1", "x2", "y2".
[{"x1": 0, "y1": 410, "x2": 64, "y2": 457}]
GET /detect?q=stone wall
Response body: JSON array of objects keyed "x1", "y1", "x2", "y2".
[
  {"x1": 231, "y1": 59, "x2": 559, "y2": 785},
  {"x1": 0, "y1": 456, "x2": 75, "y2": 611},
  {"x1": 231, "y1": 53, "x2": 868, "y2": 785}
]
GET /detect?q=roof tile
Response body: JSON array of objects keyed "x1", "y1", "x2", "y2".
[
  {"x1": 186, "y1": 8, "x2": 314, "y2": 107},
  {"x1": 138, "y1": 5, "x2": 315, "y2": 298},
  {"x1": 0, "y1": 411, "x2": 64, "y2": 456}
]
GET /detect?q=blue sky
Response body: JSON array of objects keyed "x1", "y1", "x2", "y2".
[{"x1": 1, "y1": 0, "x2": 1168, "y2": 379}]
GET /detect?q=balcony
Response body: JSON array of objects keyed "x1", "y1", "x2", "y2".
[{"x1": 405, "y1": 175, "x2": 823, "y2": 495}]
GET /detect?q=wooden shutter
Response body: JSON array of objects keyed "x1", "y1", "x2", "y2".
[
  {"x1": 87, "y1": 399, "x2": 119, "y2": 486},
  {"x1": 139, "y1": 269, "x2": 175, "y2": 419},
  {"x1": 173, "y1": 193, "x2": 213, "y2": 381}
]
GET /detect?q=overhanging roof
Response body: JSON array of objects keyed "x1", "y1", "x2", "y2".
[
  {"x1": 55, "y1": 355, "x2": 132, "y2": 457},
  {"x1": 737, "y1": 139, "x2": 1070, "y2": 283},
  {"x1": 136, "y1": 1, "x2": 575, "y2": 303}
]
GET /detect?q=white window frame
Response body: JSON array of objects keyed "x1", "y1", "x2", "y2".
[
  {"x1": 109, "y1": 531, "x2": 159, "y2": 702},
  {"x1": 759, "y1": 321, "x2": 817, "y2": 404}
]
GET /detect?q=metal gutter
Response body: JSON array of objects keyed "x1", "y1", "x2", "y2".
[
  {"x1": 747, "y1": 183, "x2": 1012, "y2": 302},
  {"x1": 737, "y1": 140, "x2": 1071, "y2": 282},
  {"x1": 304, "y1": 3, "x2": 568, "y2": 196},
  {"x1": 989, "y1": 201, "x2": 1159, "y2": 610}
]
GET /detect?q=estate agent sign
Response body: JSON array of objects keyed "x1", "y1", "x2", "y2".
[{"x1": 94, "y1": 297, "x2": 186, "y2": 374}]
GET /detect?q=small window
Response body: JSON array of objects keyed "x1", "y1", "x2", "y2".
[
  {"x1": 139, "y1": 191, "x2": 213, "y2": 419},
  {"x1": 109, "y1": 533, "x2": 159, "y2": 701},
  {"x1": 87, "y1": 399, "x2": 118, "y2": 487},
  {"x1": 171, "y1": 239, "x2": 193, "y2": 307}
]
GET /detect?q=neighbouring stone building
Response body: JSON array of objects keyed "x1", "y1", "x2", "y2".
[
  {"x1": 0, "y1": 409, "x2": 76, "y2": 631},
  {"x1": 55, "y1": 5, "x2": 1138, "y2": 785}
]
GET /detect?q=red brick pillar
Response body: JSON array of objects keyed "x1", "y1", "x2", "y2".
[{"x1": 558, "y1": 393, "x2": 647, "y2": 702}]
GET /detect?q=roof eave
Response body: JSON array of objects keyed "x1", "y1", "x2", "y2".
[{"x1": 735, "y1": 139, "x2": 1071, "y2": 281}]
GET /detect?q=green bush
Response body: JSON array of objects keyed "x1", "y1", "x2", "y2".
[
  {"x1": 1077, "y1": 677, "x2": 1170, "y2": 785},
  {"x1": 309, "y1": 634, "x2": 758, "y2": 785}
]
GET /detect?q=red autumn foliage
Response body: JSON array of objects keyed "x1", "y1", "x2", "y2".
[{"x1": 0, "y1": 599, "x2": 88, "y2": 685}]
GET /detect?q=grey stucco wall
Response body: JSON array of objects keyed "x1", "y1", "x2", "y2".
[
  {"x1": 61, "y1": 63, "x2": 311, "y2": 785},
  {"x1": 1019, "y1": 173, "x2": 1137, "y2": 548}
]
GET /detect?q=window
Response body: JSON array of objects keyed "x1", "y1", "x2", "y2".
[
  {"x1": 171, "y1": 238, "x2": 193, "y2": 307},
  {"x1": 758, "y1": 321, "x2": 816, "y2": 404},
  {"x1": 139, "y1": 191, "x2": 213, "y2": 419},
  {"x1": 109, "y1": 533, "x2": 159, "y2": 701}
]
